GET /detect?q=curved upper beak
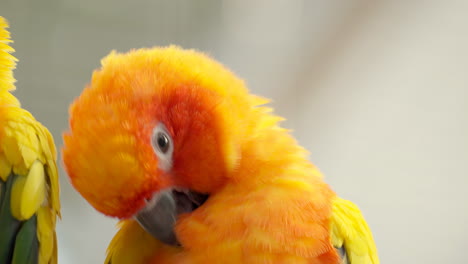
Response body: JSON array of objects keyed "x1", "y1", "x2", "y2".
[{"x1": 135, "y1": 188, "x2": 209, "y2": 246}]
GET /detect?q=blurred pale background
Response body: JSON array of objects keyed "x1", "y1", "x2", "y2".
[{"x1": 1, "y1": 0, "x2": 467, "y2": 263}]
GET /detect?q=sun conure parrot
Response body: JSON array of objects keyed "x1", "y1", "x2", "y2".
[
  {"x1": 0, "y1": 16, "x2": 60, "y2": 264},
  {"x1": 62, "y1": 46, "x2": 379, "y2": 264}
]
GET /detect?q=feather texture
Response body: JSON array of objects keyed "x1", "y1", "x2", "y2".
[{"x1": 0, "y1": 16, "x2": 60, "y2": 264}]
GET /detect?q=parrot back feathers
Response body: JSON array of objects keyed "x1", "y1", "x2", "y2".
[
  {"x1": 0, "y1": 108, "x2": 60, "y2": 264},
  {"x1": 0, "y1": 16, "x2": 60, "y2": 264}
]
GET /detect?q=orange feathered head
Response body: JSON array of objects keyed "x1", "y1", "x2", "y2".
[{"x1": 62, "y1": 46, "x2": 258, "y2": 222}]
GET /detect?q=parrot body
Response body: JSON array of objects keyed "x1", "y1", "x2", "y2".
[
  {"x1": 63, "y1": 46, "x2": 378, "y2": 263},
  {"x1": 0, "y1": 17, "x2": 60, "y2": 264}
]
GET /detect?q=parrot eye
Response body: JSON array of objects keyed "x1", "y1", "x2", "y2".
[
  {"x1": 151, "y1": 123, "x2": 174, "y2": 171},
  {"x1": 157, "y1": 133, "x2": 170, "y2": 153}
]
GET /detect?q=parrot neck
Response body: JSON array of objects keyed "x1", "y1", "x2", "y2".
[{"x1": 233, "y1": 123, "x2": 319, "y2": 185}]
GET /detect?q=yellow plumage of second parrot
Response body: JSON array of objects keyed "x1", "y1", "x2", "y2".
[
  {"x1": 63, "y1": 46, "x2": 378, "y2": 263},
  {"x1": 0, "y1": 16, "x2": 60, "y2": 264}
]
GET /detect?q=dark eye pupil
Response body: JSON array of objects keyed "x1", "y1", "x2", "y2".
[{"x1": 157, "y1": 132, "x2": 170, "y2": 153}]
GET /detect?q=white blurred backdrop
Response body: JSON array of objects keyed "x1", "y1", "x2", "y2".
[{"x1": 1, "y1": 1, "x2": 467, "y2": 263}]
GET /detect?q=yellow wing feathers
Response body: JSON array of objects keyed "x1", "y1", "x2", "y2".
[
  {"x1": 11, "y1": 160, "x2": 46, "y2": 221},
  {"x1": 0, "y1": 108, "x2": 61, "y2": 264},
  {"x1": 0, "y1": 16, "x2": 60, "y2": 264},
  {"x1": 330, "y1": 197, "x2": 379, "y2": 264}
]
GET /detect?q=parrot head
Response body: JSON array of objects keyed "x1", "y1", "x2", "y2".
[{"x1": 62, "y1": 46, "x2": 256, "y2": 245}]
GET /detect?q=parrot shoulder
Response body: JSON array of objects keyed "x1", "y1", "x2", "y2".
[{"x1": 330, "y1": 196, "x2": 379, "y2": 264}]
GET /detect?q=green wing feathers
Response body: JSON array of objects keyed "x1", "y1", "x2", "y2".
[
  {"x1": 330, "y1": 197, "x2": 379, "y2": 264},
  {"x1": 0, "y1": 16, "x2": 60, "y2": 264},
  {"x1": 12, "y1": 215, "x2": 39, "y2": 264}
]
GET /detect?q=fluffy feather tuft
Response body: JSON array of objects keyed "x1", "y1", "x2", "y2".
[{"x1": 0, "y1": 17, "x2": 17, "y2": 93}]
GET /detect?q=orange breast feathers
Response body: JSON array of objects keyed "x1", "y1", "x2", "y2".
[
  {"x1": 108, "y1": 128, "x2": 340, "y2": 263},
  {"x1": 111, "y1": 145, "x2": 339, "y2": 264},
  {"x1": 171, "y1": 131, "x2": 339, "y2": 263}
]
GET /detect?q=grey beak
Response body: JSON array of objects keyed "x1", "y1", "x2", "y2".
[
  {"x1": 135, "y1": 189, "x2": 209, "y2": 247},
  {"x1": 135, "y1": 190, "x2": 180, "y2": 246}
]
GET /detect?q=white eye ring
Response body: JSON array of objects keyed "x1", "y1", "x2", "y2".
[{"x1": 151, "y1": 123, "x2": 174, "y2": 171}]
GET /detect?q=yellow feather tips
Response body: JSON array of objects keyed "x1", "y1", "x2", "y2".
[
  {"x1": 37, "y1": 206, "x2": 55, "y2": 264},
  {"x1": 1, "y1": 127, "x2": 24, "y2": 166},
  {"x1": 0, "y1": 112, "x2": 43, "y2": 177},
  {"x1": 0, "y1": 151, "x2": 11, "y2": 181},
  {"x1": 10, "y1": 174, "x2": 26, "y2": 218},
  {"x1": 0, "y1": 16, "x2": 17, "y2": 93},
  {"x1": 10, "y1": 160, "x2": 46, "y2": 220},
  {"x1": 35, "y1": 123, "x2": 60, "y2": 217},
  {"x1": 330, "y1": 197, "x2": 380, "y2": 264}
]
